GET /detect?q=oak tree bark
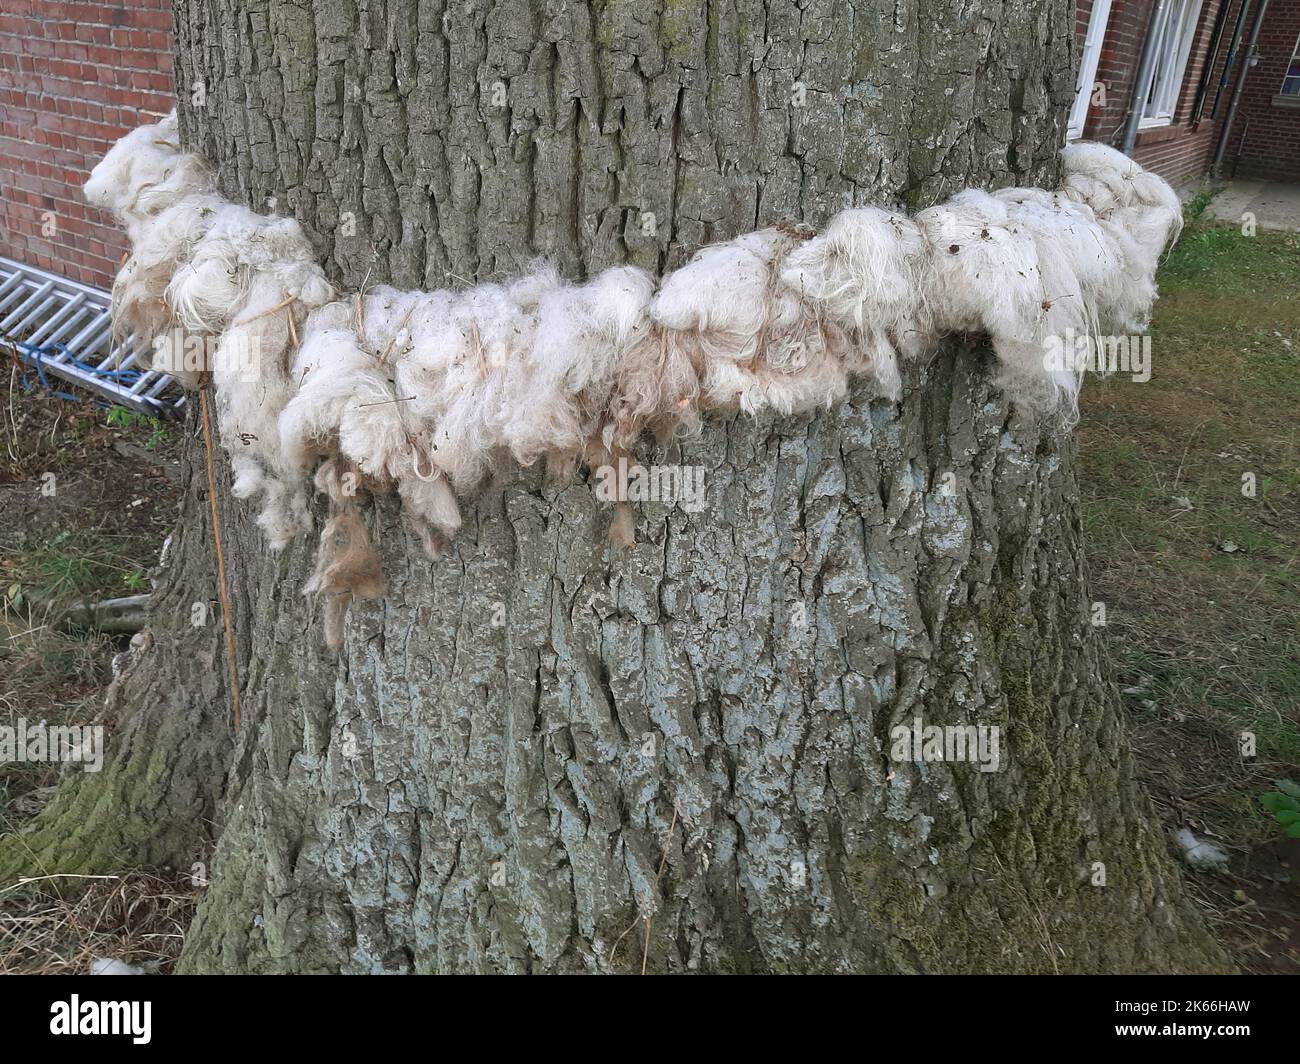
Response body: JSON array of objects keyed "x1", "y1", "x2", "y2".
[{"x1": 1, "y1": 0, "x2": 1227, "y2": 973}]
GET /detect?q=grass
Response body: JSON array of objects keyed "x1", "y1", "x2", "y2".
[
  {"x1": 1078, "y1": 220, "x2": 1300, "y2": 971},
  {"x1": 1, "y1": 364, "x2": 183, "y2": 610},
  {"x1": 0, "y1": 872, "x2": 199, "y2": 975},
  {"x1": 10, "y1": 530, "x2": 145, "y2": 602},
  {"x1": 0, "y1": 377, "x2": 187, "y2": 972},
  {"x1": 1180, "y1": 182, "x2": 1221, "y2": 225}
]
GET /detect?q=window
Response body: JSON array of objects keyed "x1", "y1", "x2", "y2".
[
  {"x1": 1139, "y1": 0, "x2": 1205, "y2": 127},
  {"x1": 1281, "y1": 33, "x2": 1300, "y2": 96},
  {"x1": 1069, "y1": 0, "x2": 1114, "y2": 139}
]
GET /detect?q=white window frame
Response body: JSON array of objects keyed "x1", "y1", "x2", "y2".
[
  {"x1": 1280, "y1": 32, "x2": 1300, "y2": 96},
  {"x1": 1069, "y1": 0, "x2": 1114, "y2": 139},
  {"x1": 1138, "y1": 0, "x2": 1205, "y2": 128}
]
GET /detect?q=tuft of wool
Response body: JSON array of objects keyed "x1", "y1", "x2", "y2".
[
  {"x1": 302, "y1": 460, "x2": 387, "y2": 650},
  {"x1": 90, "y1": 111, "x2": 1183, "y2": 645},
  {"x1": 989, "y1": 188, "x2": 1118, "y2": 410},
  {"x1": 1059, "y1": 142, "x2": 1182, "y2": 334},
  {"x1": 86, "y1": 115, "x2": 218, "y2": 384},
  {"x1": 284, "y1": 294, "x2": 465, "y2": 555},
  {"x1": 112, "y1": 193, "x2": 225, "y2": 343},
  {"x1": 83, "y1": 111, "x2": 192, "y2": 230},
  {"x1": 164, "y1": 206, "x2": 333, "y2": 546},
  {"x1": 86, "y1": 111, "x2": 334, "y2": 545},
  {"x1": 513, "y1": 265, "x2": 653, "y2": 469},
  {"x1": 1174, "y1": 827, "x2": 1231, "y2": 873},
  {"x1": 778, "y1": 207, "x2": 930, "y2": 400},
  {"x1": 644, "y1": 228, "x2": 858, "y2": 428},
  {"x1": 89, "y1": 956, "x2": 147, "y2": 976},
  {"x1": 394, "y1": 278, "x2": 547, "y2": 493},
  {"x1": 916, "y1": 189, "x2": 1065, "y2": 406},
  {"x1": 166, "y1": 206, "x2": 331, "y2": 336}
]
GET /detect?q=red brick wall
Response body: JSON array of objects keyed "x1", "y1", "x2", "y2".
[
  {"x1": 0, "y1": 0, "x2": 175, "y2": 291},
  {"x1": 1231, "y1": 0, "x2": 1300, "y2": 178},
  {"x1": 1079, "y1": 0, "x2": 1253, "y2": 184}
]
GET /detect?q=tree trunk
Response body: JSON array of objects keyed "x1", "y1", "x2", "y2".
[{"x1": 1, "y1": 0, "x2": 1227, "y2": 973}]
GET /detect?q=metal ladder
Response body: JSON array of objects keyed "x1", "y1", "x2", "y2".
[{"x1": 0, "y1": 255, "x2": 186, "y2": 418}]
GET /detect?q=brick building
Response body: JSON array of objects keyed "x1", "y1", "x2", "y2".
[
  {"x1": 0, "y1": 0, "x2": 174, "y2": 290},
  {"x1": 1072, "y1": 0, "x2": 1300, "y2": 183},
  {"x1": 0, "y1": 1, "x2": 1296, "y2": 291},
  {"x1": 1230, "y1": 0, "x2": 1300, "y2": 177}
]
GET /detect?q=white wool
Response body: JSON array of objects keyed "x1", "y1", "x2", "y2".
[
  {"x1": 353, "y1": 285, "x2": 430, "y2": 360},
  {"x1": 610, "y1": 233, "x2": 786, "y2": 447},
  {"x1": 647, "y1": 228, "x2": 853, "y2": 421},
  {"x1": 92, "y1": 112, "x2": 1181, "y2": 643},
  {"x1": 1174, "y1": 828, "x2": 1230, "y2": 872},
  {"x1": 393, "y1": 281, "x2": 540, "y2": 491},
  {"x1": 102, "y1": 191, "x2": 222, "y2": 362},
  {"x1": 127, "y1": 154, "x2": 215, "y2": 238},
  {"x1": 166, "y1": 205, "x2": 330, "y2": 336},
  {"x1": 86, "y1": 112, "x2": 334, "y2": 546},
  {"x1": 703, "y1": 350, "x2": 849, "y2": 419},
  {"x1": 83, "y1": 111, "x2": 183, "y2": 222},
  {"x1": 165, "y1": 241, "x2": 248, "y2": 336},
  {"x1": 990, "y1": 188, "x2": 1118, "y2": 407},
  {"x1": 397, "y1": 472, "x2": 463, "y2": 556},
  {"x1": 1059, "y1": 143, "x2": 1133, "y2": 218},
  {"x1": 994, "y1": 188, "x2": 1125, "y2": 303},
  {"x1": 189, "y1": 218, "x2": 332, "y2": 547},
  {"x1": 89, "y1": 957, "x2": 147, "y2": 976},
  {"x1": 652, "y1": 231, "x2": 783, "y2": 341},
  {"x1": 1057, "y1": 147, "x2": 1182, "y2": 334},
  {"x1": 506, "y1": 265, "x2": 653, "y2": 466},
  {"x1": 1061, "y1": 141, "x2": 1183, "y2": 283},
  {"x1": 778, "y1": 207, "x2": 930, "y2": 399},
  {"x1": 916, "y1": 189, "x2": 1067, "y2": 404},
  {"x1": 282, "y1": 302, "x2": 402, "y2": 477},
  {"x1": 283, "y1": 296, "x2": 464, "y2": 551},
  {"x1": 779, "y1": 208, "x2": 924, "y2": 332},
  {"x1": 653, "y1": 229, "x2": 821, "y2": 372},
  {"x1": 212, "y1": 275, "x2": 301, "y2": 518}
]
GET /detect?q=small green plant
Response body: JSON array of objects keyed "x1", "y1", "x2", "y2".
[
  {"x1": 1258, "y1": 779, "x2": 1300, "y2": 838},
  {"x1": 1181, "y1": 184, "x2": 1219, "y2": 224},
  {"x1": 106, "y1": 405, "x2": 142, "y2": 430},
  {"x1": 124, "y1": 569, "x2": 147, "y2": 591},
  {"x1": 106, "y1": 405, "x2": 170, "y2": 450}
]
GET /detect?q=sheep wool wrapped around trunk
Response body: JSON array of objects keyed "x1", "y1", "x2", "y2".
[{"x1": 85, "y1": 111, "x2": 1182, "y2": 648}]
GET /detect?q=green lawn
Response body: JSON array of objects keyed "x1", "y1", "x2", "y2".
[{"x1": 1078, "y1": 216, "x2": 1300, "y2": 971}]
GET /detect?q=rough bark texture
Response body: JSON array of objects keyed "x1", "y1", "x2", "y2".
[{"x1": 0, "y1": 0, "x2": 1227, "y2": 972}]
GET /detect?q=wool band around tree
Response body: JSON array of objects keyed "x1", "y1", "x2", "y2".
[{"x1": 86, "y1": 111, "x2": 1183, "y2": 648}]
